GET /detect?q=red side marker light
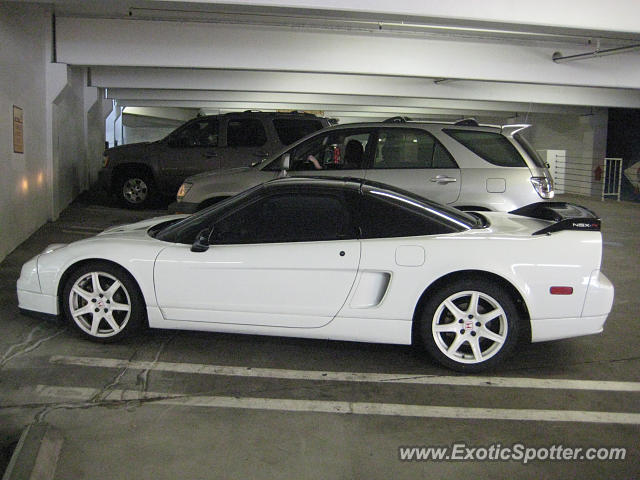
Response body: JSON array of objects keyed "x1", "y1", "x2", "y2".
[{"x1": 550, "y1": 286, "x2": 573, "y2": 295}]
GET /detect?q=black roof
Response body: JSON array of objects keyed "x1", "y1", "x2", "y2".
[{"x1": 262, "y1": 176, "x2": 480, "y2": 228}]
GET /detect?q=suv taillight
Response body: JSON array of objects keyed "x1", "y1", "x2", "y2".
[{"x1": 531, "y1": 176, "x2": 554, "y2": 199}]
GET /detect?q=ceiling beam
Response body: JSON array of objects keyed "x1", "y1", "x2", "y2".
[
  {"x1": 105, "y1": 88, "x2": 593, "y2": 114},
  {"x1": 57, "y1": 17, "x2": 640, "y2": 89},
  {"x1": 92, "y1": 67, "x2": 640, "y2": 108},
  {"x1": 143, "y1": 0, "x2": 640, "y2": 36}
]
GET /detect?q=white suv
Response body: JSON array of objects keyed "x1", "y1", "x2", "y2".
[{"x1": 169, "y1": 119, "x2": 554, "y2": 213}]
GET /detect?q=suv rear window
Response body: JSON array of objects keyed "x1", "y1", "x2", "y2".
[
  {"x1": 513, "y1": 133, "x2": 547, "y2": 168},
  {"x1": 227, "y1": 119, "x2": 267, "y2": 147},
  {"x1": 273, "y1": 119, "x2": 324, "y2": 145},
  {"x1": 444, "y1": 129, "x2": 526, "y2": 167}
]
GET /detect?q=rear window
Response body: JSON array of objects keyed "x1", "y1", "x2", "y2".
[
  {"x1": 444, "y1": 129, "x2": 526, "y2": 167},
  {"x1": 227, "y1": 119, "x2": 267, "y2": 147},
  {"x1": 514, "y1": 133, "x2": 547, "y2": 168},
  {"x1": 273, "y1": 119, "x2": 324, "y2": 145}
]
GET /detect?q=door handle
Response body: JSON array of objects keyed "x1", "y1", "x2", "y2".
[
  {"x1": 204, "y1": 152, "x2": 217, "y2": 158},
  {"x1": 430, "y1": 175, "x2": 457, "y2": 184}
]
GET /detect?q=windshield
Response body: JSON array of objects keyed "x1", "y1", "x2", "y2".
[{"x1": 154, "y1": 184, "x2": 265, "y2": 242}]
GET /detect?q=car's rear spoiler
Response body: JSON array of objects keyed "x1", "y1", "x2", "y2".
[{"x1": 509, "y1": 202, "x2": 601, "y2": 235}]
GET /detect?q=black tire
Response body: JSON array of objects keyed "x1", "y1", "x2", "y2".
[
  {"x1": 116, "y1": 171, "x2": 155, "y2": 208},
  {"x1": 62, "y1": 262, "x2": 145, "y2": 343},
  {"x1": 419, "y1": 277, "x2": 521, "y2": 372}
]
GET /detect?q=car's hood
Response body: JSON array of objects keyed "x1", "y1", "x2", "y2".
[
  {"x1": 104, "y1": 141, "x2": 152, "y2": 155},
  {"x1": 98, "y1": 214, "x2": 189, "y2": 237},
  {"x1": 38, "y1": 214, "x2": 189, "y2": 256},
  {"x1": 186, "y1": 166, "x2": 253, "y2": 182}
]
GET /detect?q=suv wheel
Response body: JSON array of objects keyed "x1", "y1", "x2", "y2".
[{"x1": 117, "y1": 173, "x2": 154, "y2": 208}]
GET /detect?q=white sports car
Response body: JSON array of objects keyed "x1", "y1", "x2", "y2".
[{"x1": 17, "y1": 177, "x2": 614, "y2": 371}]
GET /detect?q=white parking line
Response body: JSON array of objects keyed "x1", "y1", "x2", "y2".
[
  {"x1": 50, "y1": 355, "x2": 640, "y2": 392},
  {"x1": 35, "y1": 384, "x2": 640, "y2": 425}
]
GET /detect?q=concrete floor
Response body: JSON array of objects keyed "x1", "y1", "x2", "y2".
[{"x1": 0, "y1": 194, "x2": 639, "y2": 479}]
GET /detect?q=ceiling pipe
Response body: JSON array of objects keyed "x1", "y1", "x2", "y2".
[
  {"x1": 552, "y1": 44, "x2": 640, "y2": 63},
  {"x1": 128, "y1": 7, "x2": 625, "y2": 44},
  {"x1": 433, "y1": 78, "x2": 456, "y2": 84}
]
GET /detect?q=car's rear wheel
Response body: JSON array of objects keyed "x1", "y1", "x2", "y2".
[
  {"x1": 62, "y1": 262, "x2": 145, "y2": 342},
  {"x1": 420, "y1": 278, "x2": 521, "y2": 372},
  {"x1": 117, "y1": 173, "x2": 154, "y2": 208}
]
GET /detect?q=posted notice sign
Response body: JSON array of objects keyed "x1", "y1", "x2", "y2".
[{"x1": 13, "y1": 105, "x2": 23, "y2": 154}]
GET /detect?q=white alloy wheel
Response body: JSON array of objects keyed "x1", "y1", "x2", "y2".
[
  {"x1": 122, "y1": 177, "x2": 149, "y2": 205},
  {"x1": 69, "y1": 271, "x2": 132, "y2": 338},
  {"x1": 420, "y1": 279, "x2": 521, "y2": 372},
  {"x1": 432, "y1": 290, "x2": 508, "y2": 364}
]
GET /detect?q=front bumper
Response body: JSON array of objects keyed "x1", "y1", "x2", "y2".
[
  {"x1": 16, "y1": 253, "x2": 59, "y2": 316},
  {"x1": 168, "y1": 201, "x2": 199, "y2": 214},
  {"x1": 17, "y1": 289, "x2": 59, "y2": 315}
]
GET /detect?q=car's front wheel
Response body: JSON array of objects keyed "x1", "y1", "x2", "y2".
[
  {"x1": 62, "y1": 262, "x2": 145, "y2": 342},
  {"x1": 420, "y1": 278, "x2": 521, "y2": 372}
]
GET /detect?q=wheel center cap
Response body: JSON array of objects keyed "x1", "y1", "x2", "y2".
[
  {"x1": 97, "y1": 300, "x2": 106, "y2": 309},
  {"x1": 464, "y1": 320, "x2": 474, "y2": 330}
]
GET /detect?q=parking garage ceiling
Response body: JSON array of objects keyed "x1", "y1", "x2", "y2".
[{"x1": 36, "y1": 0, "x2": 640, "y2": 119}]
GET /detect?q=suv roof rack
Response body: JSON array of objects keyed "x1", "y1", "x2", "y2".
[
  {"x1": 381, "y1": 116, "x2": 500, "y2": 129},
  {"x1": 383, "y1": 116, "x2": 413, "y2": 123},
  {"x1": 454, "y1": 118, "x2": 479, "y2": 127}
]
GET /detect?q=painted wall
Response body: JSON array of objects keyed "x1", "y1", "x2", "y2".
[
  {"x1": 0, "y1": 3, "x2": 50, "y2": 261},
  {"x1": 0, "y1": 4, "x2": 104, "y2": 262},
  {"x1": 52, "y1": 66, "x2": 87, "y2": 215},
  {"x1": 86, "y1": 94, "x2": 111, "y2": 185},
  {"x1": 518, "y1": 110, "x2": 608, "y2": 197}
]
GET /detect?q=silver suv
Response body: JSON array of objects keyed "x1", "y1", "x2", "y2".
[{"x1": 169, "y1": 119, "x2": 553, "y2": 213}]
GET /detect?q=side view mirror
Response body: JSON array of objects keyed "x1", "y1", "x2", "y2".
[{"x1": 191, "y1": 227, "x2": 211, "y2": 252}]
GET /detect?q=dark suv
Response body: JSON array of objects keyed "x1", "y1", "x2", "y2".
[{"x1": 99, "y1": 111, "x2": 330, "y2": 207}]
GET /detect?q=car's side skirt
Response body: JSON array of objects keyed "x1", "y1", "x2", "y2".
[{"x1": 146, "y1": 307, "x2": 412, "y2": 345}]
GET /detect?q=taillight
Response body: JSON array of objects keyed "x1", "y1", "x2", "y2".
[{"x1": 531, "y1": 176, "x2": 554, "y2": 199}]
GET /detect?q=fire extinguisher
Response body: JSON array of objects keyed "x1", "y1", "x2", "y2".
[{"x1": 594, "y1": 164, "x2": 603, "y2": 181}]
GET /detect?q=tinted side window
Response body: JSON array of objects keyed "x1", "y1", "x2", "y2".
[
  {"x1": 273, "y1": 119, "x2": 324, "y2": 145},
  {"x1": 290, "y1": 130, "x2": 372, "y2": 171},
  {"x1": 444, "y1": 129, "x2": 526, "y2": 167},
  {"x1": 212, "y1": 192, "x2": 355, "y2": 244},
  {"x1": 372, "y1": 129, "x2": 457, "y2": 169},
  {"x1": 358, "y1": 192, "x2": 458, "y2": 238},
  {"x1": 172, "y1": 118, "x2": 218, "y2": 147},
  {"x1": 226, "y1": 119, "x2": 267, "y2": 147}
]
